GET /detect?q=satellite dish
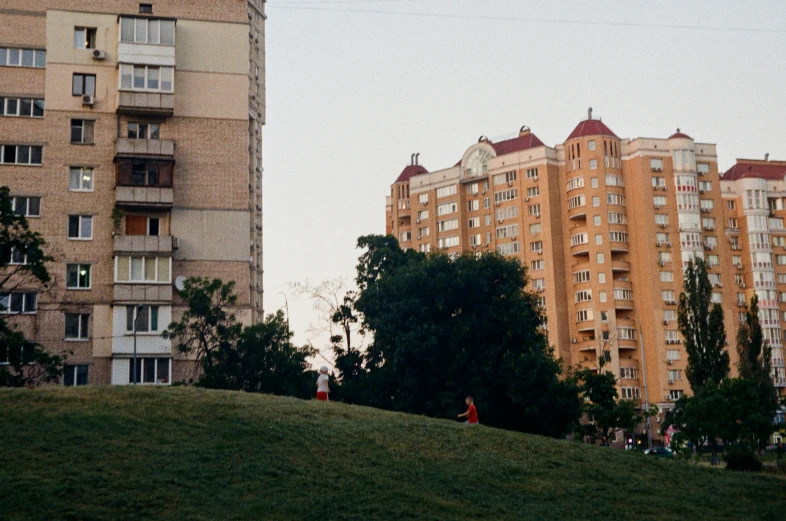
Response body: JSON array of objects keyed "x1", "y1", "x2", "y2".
[{"x1": 174, "y1": 276, "x2": 186, "y2": 291}]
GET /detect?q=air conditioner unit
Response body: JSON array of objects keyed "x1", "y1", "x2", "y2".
[
  {"x1": 699, "y1": 189, "x2": 705, "y2": 194},
  {"x1": 663, "y1": 320, "x2": 668, "y2": 325},
  {"x1": 415, "y1": 219, "x2": 420, "y2": 224},
  {"x1": 525, "y1": 197, "x2": 530, "y2": 202},
  {"x1": 668, "y1": 379, "x2": 675, "y2": 385},
  {"x1": 656, "y1": 241, "x2": 662, "y2": 247},
  {"x1": 571, "y1": 338, "x2": 578, "y2": 344},
  {"x1": 661, "y1": 186, "x2": 667, "y2": 191},
  {"x1": 91, "y1": 49, "x2": 106, "y2": 60},
  {"x1": 537, "y1": 250, "x2": 543, "y2": 255},
  {"x1": 172, "y1": 237, "x2": 179, "y2": 249},
  {"x1": 666, "y1": 242, "x2": 672, "y2": 247},
  {"x1": 507, "y1": 181, "x2": 513, "y2": 187},
  {"x1": 472, "y1": 244, "x2": 477, "y2": 249},
  {"x1": 659, "y1": 224, "x2": 667, "y2": 229},
  {"x1": 498, "y1": 219, "x2": 504, "y2": 224},
  {"x1": 511, "y1": 236, "x2": 517, "y2": 241},
  {"x1": 482, "y1": 190, "x2": 487, "y2": 194},
  {"x1": 740, "y1": 283, "x2": 746, "y2": 288},
  {"x1": 495, "y1": 202, "x2": 501, "y2": 207},
  {"x1": 667, "y1": 360, "x2": 673, "y2": 365},
  {"x1": 736, "y1": 264, "x2": 743, "y2": 269},
  {"x1": 82, "y1": 95, "x2": 94, "y2": 106}
]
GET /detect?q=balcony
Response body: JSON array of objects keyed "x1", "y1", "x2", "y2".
[
  {"x1": 577, "y1": 322, "x2": 595, "y2": 333},
  {"x1": 612, "y1": 260, "x2": 631, "y2": 272},
  {"x1": 568, "y1": 206, "x2": 587, "y2": 220},
  {"x1": 618, "y1": 340, "x2": 638, "y2": 350},
  {"x1": 615, "y1": 300, "x2": 634, "y2": 310},
  {"x1": 117, "y1": 91, "x2": 174, "y2": 117},
  {"x1": 113, "y1": 283, "x2": 172, "y2": 303},
  {"x1": 113, "y1": 235, "x2": 175, "y2": 254},
  {"x1": 116, "y1": 138, "x2": 175, "y2": 159},
  {"x1": 610, "y1": 242, "x2": 629, "y2": 253},
  {"x1": 115, "y1": 186, "x2": 173, "y2": 210}
]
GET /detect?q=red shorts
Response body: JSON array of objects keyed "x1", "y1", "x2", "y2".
[{"x1": 316, "y1": 392, "x2": 329, "y2": 401}]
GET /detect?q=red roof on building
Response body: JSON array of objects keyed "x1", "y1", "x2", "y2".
[
  {"x1": 723, "y1": 160, "x2": 786, "y2": 181},
  {"x1": 566, "y1": 119, "x2": 617, "y2": 141},
  {"x1": 394, "y1": 164, "x2": 428, "y2": 183},
  {"x1": 489, "y1": 132, "x2": 545, "y2": 155},
  {"x1": 669, "y1": 129, "x2": 692, "y2": 140}
]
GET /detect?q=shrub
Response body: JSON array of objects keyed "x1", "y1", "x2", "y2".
[{"x1": 724, "y1": 449, "x2": 763, "y2": 472}]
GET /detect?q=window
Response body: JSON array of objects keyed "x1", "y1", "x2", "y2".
[
  {"x1": 69, "y1": 167, "x2": 94, "y2": 192},
  {"x1": 0, "y1": 145, "x2": 43, "y2": 166},
  {"x1": 66, "y1": 264, "x2": 91, "y2": 289},
  {"x1": 1, "y1": 97, "x2": 44, "y2": 118},
  {"x1": 699, "y1": 181, "x2": 712, "y2": 192},
  {"x1": 589, "y1": 159, "x2": 597, "y2": 170},
  {"x1": 650, "y1": 158, "x2": 663, "y2": 171},
  {"x1": 484, "y1": 197, "x2": 490, "y2": 209},
  {"x1": 419, "y1": 243, "x2": 430, "y2": 253},
  {"x1": 437, "y1": 236, "x2": 459, "y2": 248},
  {"x1": 666, "y1": 349, "x2": 680, "y2": 361},
  {"x1": 621, "y1": 387, "x2": 641, "y2": 400},
  {"x1": 115, "y1": 256, "x2": 171, "y2": 283},
  {"x1": 130, "y1": 163, "x2": 160, "y2": 186},
  {"x1": 437, "y1": 219, "x2": 458, "y2": 232},
  {"x1": 697, "y1": 163, "x2": 710, "y2": 174},
  {"x1": 67, "y1": 215, "x2": 93, "y2": 240},
  {"x1": 614, "y1": 288, "x2": 633, "y2": 301},
  {"x1": 531, "y1": 278, "x2": 545, "y2": 290},
  {"x1": 530, "y1": 241, "x2": 543, "y2": 254},
  {"x1": 469, "y1": 234, "x2": 482, "y2": 247},
  {"x1": 596, "y1": 253, "x2": 604, "y2": 264},
  {"x1": 417, "y1": 210, "x2": 428, "y2": 221},
  {"x1": 665, "y1": 330, "x2": 680, "y2": 343},
  {"x1": 466, "y1": 183, "x2": 479, "y2": 196},
  {"x1": 496, "y1": 224, "x2": 519, "y2": 239},
  {"x1": 591, "y1": 178, "x2": 598, "y2": 188},
  {"x1": 10, "y1": 196, "x2": 40, "y2": 217},
  {"x1": 575, "y1": 290, "x2": 592, "y2": 303},
  {"x1": 668, "y1": 370, "x2": 683, "y2": 382},
  {"x1": 566, "y1": 177, "x2": 584, "y2": 191},
  {"x1": 607, "y1": 193, "x2": 626, "y2": 206},
  {"x1": 495, "y1": 189, "x2": 518, "y2": 203},
  {"x1": 525, "y1": 168, "x2": 538, "y2": 179},
  {"x1": 663, "y1": 309, "x2": 677, "y2": 322},
  {"x1": 661, "y1": 290, "x2": 675, "y2": 302},
  {"x1": 72, "y1": 74, "x2": 96, "y2": 96},
  {"x1": 0, "y1": 47, "x2": 46, "y2": 68},
  {"x1": 652, "y1": 176, "x2": 665, "y2": 188},
  {"x1": 660, "y1": 271, "x2": 674, "y2": 282},
  {"x1": 529, "y1": 223, "x2": 541, "y2": 235},
  {"x1": 668, "y1": 390, "x2": 683, "y2": 401},
  {"x1": 655, "y1": 214, "x2": 668, "y2": 226},
  {"x1": 493, "y1": 171, "x2": 517, "y2": 185},
  {"x1": 700, "y1": 199, "x2": 714, "y2": 211},
  {"x1": 64, "y1": 313, "x2": 90, "y2": 340},
  {"x1": 468, "y1": 217, "x2": 480, "y2": 228},
  {"x1": 129, "y1": 357, "x2": 171, "y2": 385},
  {"x1": 436, "y1": 185, "x2": 456, "y2": 198},
  {"x1": 63, "y1": 364, "x2": 89, "y2": 386},
  {"x1": 570, "y1": 232, "x2": 588, "y2": 247},
  {"x1": 467, "y1": 200, "x2": 479, "y2": 212},
  {"x1": 574, "y1": 270, "x2": 591, "y2": 284},
  {"x1": 139, "y1": 3, "x2": 154, "y2": 14},
  {"x1": 399, "y1": 231, "x2": 411, "y2": 242},
  {"x1": 128, "y1": 122, "x2": 160, "y2": 140},
  {"x1": 120, "y1": 17, "x2": 175, "y2": 45},
  {"x1": 592, "y1": 215, "x2": 601, "y2": 226},
  {"x1": 609, "y1": 231, "x2": 628, "y2": 243},
  {"x1": 605, "y1": 174, "x2": 624, "y2": 187},
  {"x1": 594, "y1": 234, "x2": 602, "y2": 245},
  {"x1": 484, "y1": 215, "x2": 491, "y2": 226},
  {"x1": 418, "y1": 193, "x2": 428, "y2": 204},
  {"x1": 497, "y1": 242, "x2": 521, "y2": 256},
  {"x1": 598, "y1": 273, "x2": 606, "y2": 283},
  {"x1": 417, "y1": 227, "x2": 429, "y2": 238},
  {"x1": 567, "y1": 195, "x2": 586, "y2": 209},
  {"x1": 588, "y1": 140, "x2": 596, "y2": 151},
  {"x1": 591, "y1": 196, "x2": 600, "y2": 207},
  {"x1": 526, "y1": 187, "x2": 539, "y2": 198},
  {"x1": 496, "y1": 205, "x2": 518, "y2": 221},
  {"x1": 70, "y1": 120, "x2": 95, "y2": 144},
  {"x1": 726, "y1": 200, "x2": 736, "y2": 210},
  {"x1": 74, "y1": 27, "x2": 97, "y2": 49},
  {"x1": 528, "y1": 204, "x2": 540, "y2": 217},
  {"x1": 606, "y1": 212, "x2": 626, "y2": 225},
  {"x1": 126, "y1": 305, "x2": 160, "y2": 333},
  {"x1": 531, "y1": 260, "x2": 544, "y2": 271},
  {"x1": 653, "y1": 195, "x2": 667, "y2": 207},
  {"x1": 659, "y1": 252, "x2": 672, "y2": 264},
  {"x1": 436, "y1": 202, "x2": 457, "y2": 216},
  {"x1": 119, "y1": 64, "x2": 174, "y2": 92},
  {"x1": 577, "y1": 309, "x2": 593, "y2": 322},
  {"x1": 620, "y1": 367, "x2": 638, "y2": 379},
  {"x1": 0, "y1": 292, "x2": 37, "y2": 314}
]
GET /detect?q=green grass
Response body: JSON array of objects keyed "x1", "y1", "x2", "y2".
[{"x1": 0, "y1": 387, "x2": 783, "y2": 521}]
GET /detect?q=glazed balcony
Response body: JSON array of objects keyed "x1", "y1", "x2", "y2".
[
  {"x1": 113, "y1": 235, "x2": 175, "y2": 255},
  {"x1": 115, "y1": 186, "x2": 173, "y2": 210}
]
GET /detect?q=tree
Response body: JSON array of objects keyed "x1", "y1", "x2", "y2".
[
  {"x1": 349, "y1": 235, "x2": 581, "y2": 437},
  {"x1": 574, "y1": 365, "x2": 640, "y2": 446},
  {"x1": 664, "y1": 385, "x2": 730, "y2": 463},
  {"x1": 0, "y1": 186, "x2": 66, "y2": 387},
  {"x1": 162, "y1": 277, "x2": 243, "y2": 382},
  {"x1": 200, "y1": 310, "x2": 317, "y2": 397},
  {"x1": 731, "y1": 295, "x2": 779, "y2": 449},
  {"x1": 677, "y1": 258, "x2": 729, "y2": 390}
]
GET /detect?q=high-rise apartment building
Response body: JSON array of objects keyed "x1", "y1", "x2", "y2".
[
  {"x1": 1, "y1": 0, "x2": 265, "y2": 385},
  {"x1": 386, "y1": 112, "x2": 786, "y2": 433},
  {"x1": 720, "y1": 158, "x2": 786, "y2": 390}
]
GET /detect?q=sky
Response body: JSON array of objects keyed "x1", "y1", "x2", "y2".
[{"x1": 261, "y1": 0, "x2": 786, "y2": 363}]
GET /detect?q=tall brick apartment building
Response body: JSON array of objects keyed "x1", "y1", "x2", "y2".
[
  {"x1": 386, "y1": 112, "x2": 784, "y2": 424},
  {"x1": 1, "y1": 1, "x2": 265, "y2": 385}
]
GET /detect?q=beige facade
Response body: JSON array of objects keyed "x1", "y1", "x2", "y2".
[
  {"x1": 386, "y1": 115, "x2": 782, "y2": 440},
  {"x1": 0, "y1": 0, "x2": 265, "y2": 385}
]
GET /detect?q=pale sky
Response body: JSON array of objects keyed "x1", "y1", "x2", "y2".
[{"x1": 261, "y1": 0, "x2": 786, "y2": 361}]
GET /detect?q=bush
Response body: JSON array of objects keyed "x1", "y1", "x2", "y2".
[{"x1": 724, "y1": 449, "x2": 763, "y2": 472}]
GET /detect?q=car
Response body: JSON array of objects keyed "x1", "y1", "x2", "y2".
[{"x1": 644, "y1": 446, "x2": 674, "y2": 458}]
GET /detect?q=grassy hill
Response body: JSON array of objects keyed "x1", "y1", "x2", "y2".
[{"x1": 0, "y1": 387, "x2": 783, "y2": 521}]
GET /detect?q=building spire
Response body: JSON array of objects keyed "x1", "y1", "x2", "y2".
[{"x1": 588, "y1": 107, "x2": 593, "y2": 120}]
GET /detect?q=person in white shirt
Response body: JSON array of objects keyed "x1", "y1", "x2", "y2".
[{"x1": 316, "y1": 366, "x2": 330, "y2": 401}]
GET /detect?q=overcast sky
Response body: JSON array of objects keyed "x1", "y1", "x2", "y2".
[{"x1": 261, "y1": 0, "x2": 786, "y2": 363}]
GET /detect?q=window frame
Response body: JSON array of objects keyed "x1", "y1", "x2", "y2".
[
  {"x1": 1, "y1": 97, "x2": 44, "y2": 118},
  {"x1": 69, "y1": 167, "x2": 94, "y2": 192},
  {"x1": 0, "y1": 47, "x2": 46, "y2": 68},
  {"x1": 0, "y1": 292, "x2": 37, "y2": 314},
  {"x1": 119, "y1": 63, "x2": 174, "y2": 93},
  {"x1": 74, "y1": 27, "x2": 98, "y2": 50},
  {"x1": 72, "y1": 73, "x2": 97, "y2": 96},
  {"x1": 67, "y1": 215, "x2": 93, "y2": 240},
  {"x1": 66, "y1": 263, "x2": 92, "y2": 290},
  {"x1": 64, "y1": 313, "x2": 90, "y2": 340},
  {"x1": 0, "y1": 145, "x2": 44, "y2": 166},
  {"x1": 119, "y1": 17, "x2": 175, "y2": 45},
  {"x1": 70, "y1": 119, "x2": 95, "y2": 144}
]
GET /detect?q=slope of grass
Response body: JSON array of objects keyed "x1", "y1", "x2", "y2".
[{"x1": 0, "y1": 387, "x2": 783, "y2": 521}]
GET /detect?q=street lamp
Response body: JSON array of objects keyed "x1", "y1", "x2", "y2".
[{"x1": 132, "y1": 304, "x2": 144, "y2": 385}]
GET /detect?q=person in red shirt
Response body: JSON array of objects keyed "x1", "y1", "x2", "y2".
[{"x1": 457, "y1": 395, "x2": 479, "y2": 425}]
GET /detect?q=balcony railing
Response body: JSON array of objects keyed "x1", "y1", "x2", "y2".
[
  {"x1": 113, "y1": 235, "x2": 175, "y2": 254},
  {"x1": 116, "y1": 138, "x2": 174, "y2": 158},
  {"x1": 117, "y1": 91, "x2": 174, "y2": 117},
  {"x1": 115, "y1": 186, "x2": 173, "y2": 210},
  {"x1": 113, "y1": 283, "x2": 172, "y2": 303}
]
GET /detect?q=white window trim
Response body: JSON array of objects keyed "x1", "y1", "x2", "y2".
[{"x1": 114, "y1": 256, "x2": 172, "y2": 284}]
